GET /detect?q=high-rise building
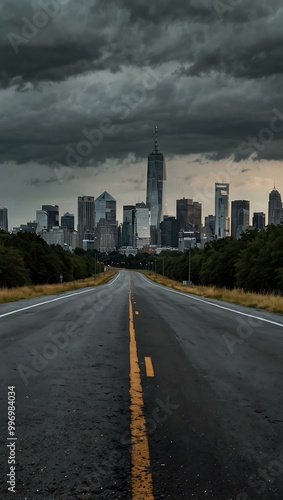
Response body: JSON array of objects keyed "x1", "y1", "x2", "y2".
[
  {"x1": 176, "y1": 198, "x2": 202, "y2": 232},
  {"x1": 95, "y1": 191, "x2": 116, "y2": 226},
  {"x1": 134, "y1": 202, "x2": 150, "y2": 249},
  {"x1": 146, "y1": 127, "x2": 166, "y2": 245},
  {"x1": 204, "y1": 215, "x2": 216, "y2": 239},
  {"x1": 36, "y1": 210, "x2": 48, "y2": 234},
  {"x1": 0, "y1": 207, "x2": 8, "y2": 231},
  {"x1": 42, "y1": 227, "x2": 65, "y2": 247},
  {"x1": 95, "y1": 191, "x2": 117, "y2": 248},
  {"x1": 122, "y1": 205, "x2": 135, "y2": 247},
  {"x1": 94, "y1": 218, "x2": 116, "y2": 253},
  {"x1": 42, "y1": 205, "x2": 59, "y2": 230},
  {"x1": 231, "y1": 200, "x2": 250, "y2": 239},
  {"x1": 61, "y1": 212, "x2": 75, "y2": 231},
  {"x1": 215, "y1": 183, "x2": 230, "y2": 238},
  {"x1": 268, "y1": 187, "x2": 282, "y2": 225},
  {"x1": 77, "y1": 196, "x2": 95, "y2": 245},
  {"x1": 117, "y1": 223, "x2": 123, "y2": 249},
  {"x1": 160, "y1": 216, "x2": 180, "y2": 248},
  {"x1": 253, "y1": 212, "x2": 266, "y2": 230}
]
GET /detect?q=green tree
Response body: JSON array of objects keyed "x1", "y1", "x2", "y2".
[
  {"x1": 0, "y1": 246, "x2": 30, "y2": 287},
  {"x1": 235, "y1": 225, "x2": 283, "y2": 292}
]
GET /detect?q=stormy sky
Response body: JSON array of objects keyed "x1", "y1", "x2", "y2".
[{"x1": 1, "y1": 0, "x2": 283, "y2": 228}]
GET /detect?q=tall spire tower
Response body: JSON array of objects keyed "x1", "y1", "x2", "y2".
[
  {"x1": 154, "y1": 125, "x2": 158, "y2": 152},
  {"x1": 146, "y1": 126, "x2": 166, "y2": 245}
]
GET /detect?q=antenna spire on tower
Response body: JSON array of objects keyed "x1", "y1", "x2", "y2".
[{"x1": 153, "y1": 125, "x2": 158, "y2": 152}]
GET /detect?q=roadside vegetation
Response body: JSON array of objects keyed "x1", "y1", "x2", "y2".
[
  {"x1": 1, "y1": 224, "x2": 283, "y2": 311},
  {"x1": 142, "y1": 272, "x2": 283, "y2": 314},
  {"x1": 0, "y1": 273, "x2": 115, "y2": 304},
  {"x1": 0, "y1": 230, "x2": 115, "y2": 303},
  {"x1": 102, "y1": 225, "x2": 283, "y2": 297},
  {"x1": 0, "y1": 231, "x2": 103, "y2": 287},
  {"x1": 149, "y1": 224, "x2": 283, "y2": 294}
]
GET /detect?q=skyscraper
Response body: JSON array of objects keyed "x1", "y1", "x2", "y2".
[
  {"x1": 176, "y1": 198, "x2": 202, "y2": 232},
  {"x1": 160, "y1": 216, "x2": 180, "y2": 248},
  {"x1": 42, "y1": 205, "x2": 59, "y2": 229},
  {"x1": 61, "y1": 212, "x2": 75, "y2": 231},
  {"x1": 0, "y1": 207, "x2": 8, "y2": 231},
  {"x1": 204, "y1": 215, "x2": 216, "y2": 239},
  {"x1": 134, "y1": 202, "x2": 150, "y2": 249},
  {"x1": 268, "y1": 187, "x2": 282, "y2": 225},
  {"x1": 253, "y1": 212, "x2": 266, "y2": 230},
  {"x1": 95, "y1": 191, "x2": 116, "y2": 226},
  {"x1": 95, "y1": 191, "x2": 117, "y2": 248},
  {"x1": 215, "y1": 183, "x2": 230, "y2": 238},
  {"x1": 77, "y1": 196, "x2": 95, "y2": 245},
  {"x1": 146, "y1": 127, "x2": 166, "y2": 244},
  {"x1": 95, "y1": 218, "x2": 116, "y2": 253},
  {"x1": 122, "y1": 205, "x2": 135, "y2": 247},
  {"x1": 36, "y1": 210, "x2": 48, "y2": 234},
  {"x1": 231, "y1": 200, "x2": 250, "y2": 239}
]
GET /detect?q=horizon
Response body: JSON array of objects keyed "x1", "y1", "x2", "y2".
[{"x1": 1, "y1": 1, "x2": 283, "y2": 230}]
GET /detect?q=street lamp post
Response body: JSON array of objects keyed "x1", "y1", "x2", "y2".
[{"x1": 187, "y1": 242, "x2": 193, "y2": 285}]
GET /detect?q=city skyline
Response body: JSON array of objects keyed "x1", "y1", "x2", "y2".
[
  {"x1": 4, "y1": 175, "x2": 282, "y2": 235},
  {"x1": 1, "y1": 133, "x2": 282, "y2": 231},
  {"x1": 2, "y1": 119, "x2": 283, "y2": 230},
  {"x1": 1, "y1": 2, "x2": 283, "y2": 230}
]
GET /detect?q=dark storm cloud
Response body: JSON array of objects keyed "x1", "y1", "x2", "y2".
[
  {"x1": 2, "y1": 0, "x2": 282, "y2": 87},
  {"x1": 26, "y1": 173, "x2": 75, "y2": 185},
  {"x1": 1, "y1": 0, "x2": 283, "y2": 168}
]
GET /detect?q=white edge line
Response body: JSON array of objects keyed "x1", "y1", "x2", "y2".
[
  {"x1": 140, "y1": 274, "x2": 283, "y2": 328},
  {"x1": 0, "y1": 272, "x2": 120, "y2": 320}
]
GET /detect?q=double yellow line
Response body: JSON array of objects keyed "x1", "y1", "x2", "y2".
[{"x1": 129, "y1": 284, "x2": 154, "y2": 499}]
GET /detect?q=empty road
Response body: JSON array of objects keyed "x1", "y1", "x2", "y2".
[{"x1": 0, "y1": 270, "x2": 283, "y2": 499}]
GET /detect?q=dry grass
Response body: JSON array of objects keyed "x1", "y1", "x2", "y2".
[
  {"x1": 0, "y1": 271, "x2": 116, "y2": 304},
  {"x1": 143, "y1": 272, "x2": 283, "y2": 314}
]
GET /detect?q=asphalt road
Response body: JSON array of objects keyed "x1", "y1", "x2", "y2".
[{"x1": 0, "y1": 270, "x2": 283, "y2": 499}]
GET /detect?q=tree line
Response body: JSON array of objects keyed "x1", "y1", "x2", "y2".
[
  {"x1": 0, "y1": 231, "x2": 98, "y2": 288},
  {"x1": 158, "y1": 224, "x2": 283, "y2": 293},
  {"x1": 106, "y1": 225, "x2": 283, "y2": 294},
  {"x1": 1, "y1": 224, "x2": 283, "y2": 293}
]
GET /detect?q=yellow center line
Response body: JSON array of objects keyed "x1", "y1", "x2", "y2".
[
  {"x1": 129, "y1": 283, "x2": 154, "y2": 499},
  {"x1": 145, "y1": 357, "x2": 155, "y2": 377}
]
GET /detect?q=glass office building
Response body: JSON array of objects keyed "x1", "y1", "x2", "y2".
[{"x1": 146, "y1": 129, "x2": 166, "y2": 244}]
